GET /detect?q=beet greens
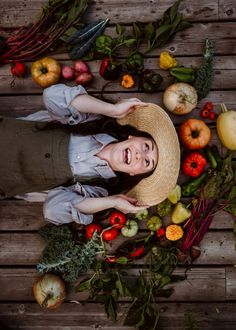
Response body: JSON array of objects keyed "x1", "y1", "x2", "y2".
[{"x1": 0, "y1": 0, "x2": 88, "y2": 63}]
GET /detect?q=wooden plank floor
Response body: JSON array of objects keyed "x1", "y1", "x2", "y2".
[{"x1": 0, "y1": 0, "x2": 236, "y2": 329}]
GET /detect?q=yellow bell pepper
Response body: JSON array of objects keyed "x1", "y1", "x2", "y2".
[
  {"x1": 172, "y1": 202, "x2": 191, "y2": 224},
  {"x1": 159, "y1": 51, "x2": 177, "y2": 70},
  {"x1": 168, "y1": 184, "x2": 181, "y2": 204}
]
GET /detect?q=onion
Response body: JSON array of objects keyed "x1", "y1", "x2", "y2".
[
  {"x1": 33, "y1": 273, "x2": 66, "y2": 309},
  {"x1": 62, "y1": 65, "x2": 75, "y2": 80},
  {"x1": 163, "y1": 82, "x2": 198, "y2": 115}
]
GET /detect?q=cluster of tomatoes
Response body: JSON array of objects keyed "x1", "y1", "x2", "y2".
[
  {"x1": 85, "y1": 211, "x2": 127, "y2": 241},
  {"x1": 200, "y1": 102, "x2": 217, "y2": 120}
]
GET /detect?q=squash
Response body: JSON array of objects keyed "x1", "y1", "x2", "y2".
[
  {"x1": 179, "y1": 118, "x2": 211, "y2": 150},
  {"x1": 217, "y1": 104, "x2": 236, "y2": 150}
]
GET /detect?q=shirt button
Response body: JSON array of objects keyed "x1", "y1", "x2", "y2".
[
  {"x1": 45, "y1": 153, "x2": 51, "y2": 158},
  {"x1": 77, "y1": 156, "x2": 80, "y2": 159}
]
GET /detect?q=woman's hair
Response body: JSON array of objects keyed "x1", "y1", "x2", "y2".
[{"x1": 41, "y1": 117, "x2": 154, "y2": 194}]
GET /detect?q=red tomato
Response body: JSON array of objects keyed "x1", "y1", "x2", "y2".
[
  {"x1": 11, "y1": 62, "x2": 26, "y2": 77},
  {"x1": 102, "y1": 228, "x2": 119, "y2": 241},
  {"x1": 109, "y1": 211, "x2": 127, "y2": 229},
  {"x1": 85, "y1": 223, "x2": 102, "y2": 239}
]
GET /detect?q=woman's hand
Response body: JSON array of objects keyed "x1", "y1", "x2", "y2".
[
  {"x1": 109, "y1": 98, "x2": 148, "y2": 118},
  {"x1": 109, "y1": 194, "x2": 148, "y2": 213}
]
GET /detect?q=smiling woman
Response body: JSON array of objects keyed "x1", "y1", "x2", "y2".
[{"x1": 0, "y1": 84, "x2": 180, "y2": 225}]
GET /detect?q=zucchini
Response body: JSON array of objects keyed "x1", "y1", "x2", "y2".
[
  {"x1": 70, "y1": 19, "x2": 109, "y2": 59},
  {"x1": 68, "y1": 19, "x2": 109, "y2": 44}
]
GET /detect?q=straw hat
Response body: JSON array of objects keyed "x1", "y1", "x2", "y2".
[{"x1": 117, "y1": 103, "x2": 180, "y2": 206}]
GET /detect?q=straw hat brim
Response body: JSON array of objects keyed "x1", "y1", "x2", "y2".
[{"x1": 117, "y1": 103, "x2": 180, "y2": 206}]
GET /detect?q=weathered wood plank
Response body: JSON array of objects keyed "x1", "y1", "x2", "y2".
[
  {"x1": 0, "y1": 91, "x2": 235, "y2": 125},
  {"x1": 226, "y1": 266, "x2": 236, "y2": 300},
  {"x1": 0, "y1": 201, "x2": 45, "y2": 231},
  {"x1": 219, "y1": 0, "x2": 236, "y2": 20},
  {"x1": 0, "y1": 267, "x2": 227, "y2": 302},
  {"x1": 0, "y1": 201, "x2": 234, "y2": 231},
  {"x1": 0, "y1": 56, "x2": 235, "y2": 95},
  {"x1": 0, "y1": 0, "x2": 219, "y2": 29},
  {"x1": 0, "y1": 232, "x2": 235, "y2": 265},
  {"x1": 1, "y1": 302, "x2": 236, "y2": 329}
]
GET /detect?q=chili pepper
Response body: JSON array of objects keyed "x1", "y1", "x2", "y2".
[
  {"x1": 205, "y1": 146, "x2": 218, "y2": 169},
  {"x1": 209, "y1": 111, "x2": 217, "y2": 120},
  {"x1": 129, "y1": 244, "x2": 145, "y2": 258},
  {"x1": 204, "y1": 102, "x2": 213, "y2": 111},
  {"x1": 99, "y1": 57, "x2": 122, "y2": 80},
  {"x1": 182, "y1": 172, "x2": 207, "y2": 197},
  {"x1": 170, "y1": 66, "x2": 196, "y2": 83},
  {"x1": 200, "y1": 108, "x2": 210, "y2": 119},
  {"x1": 182, "y1": 152, "x2": 207, "y2": 177},
  {"x1": 159, "y1": 51, "x2": 177, "y2": 70}
]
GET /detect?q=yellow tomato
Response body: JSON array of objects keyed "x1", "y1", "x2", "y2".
[{"x1": 31, "y1": 57, "x2": 61, "y2": 88}]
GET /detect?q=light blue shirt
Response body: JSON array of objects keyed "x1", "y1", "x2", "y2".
[{"x1": 17, "y1": 84, "x2": 117, "y2": 226}]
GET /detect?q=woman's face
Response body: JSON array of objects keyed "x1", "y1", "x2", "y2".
[{"x1": 103, "y1": 136, "x2": 158, "y2": 175}]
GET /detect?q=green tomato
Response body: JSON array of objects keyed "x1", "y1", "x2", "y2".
[
  {"x1": 121, "y1": 220, "x2": 139, "y2": 237},
  {"x1": 147, "y1": 216, "x2": 162, "y2": 231},
  {"x1": 135, "y1": 209, "x2": 148, "y2": 221}
]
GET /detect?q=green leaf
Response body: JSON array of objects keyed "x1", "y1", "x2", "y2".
[
  {"x1": 123, "y1": 38, "x2": 137, "y2": 47},
  {"x1": 169, "y1": 0, "x2": 182, "y2": 23},
  {"x1": 124, "y1": 301, "x2": 145, "y2": 326},
  {"x1": 116, "y1": 257, "x2": 129, "y2": 264},
  {"x1": 144, "y1": 22, "x2": 155, "y2": 40},
  {"x1": 133, "y1": 22, "x2": 142, "y2": 40},
  {"x1": 139, "y1": 306, "x2": 159, "y2": 330},
  {"x1": 105, "y1": 296, "x2": 117, "y2": 321},
  {"x1": 115, "y1": 278, "x2": 125, "y2": 297},
  {"x1": 116, "y1": 24, "x2": 125, "y2": 36},
  {"x1": 74, "y1": 278, "x2": 92, "y2": 292}
]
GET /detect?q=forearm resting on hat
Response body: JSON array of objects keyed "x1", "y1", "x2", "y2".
[
  {"x1": 70, "y1": 94, "x2": 147, "y2": 119},
  {"x1": 76, "y1": 195, "x2": 147, "y2": 214}
]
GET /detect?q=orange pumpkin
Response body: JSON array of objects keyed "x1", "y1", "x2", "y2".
[
  {"x1": 31, "y1": 57, "x2": 61, "y2": 88},
  {"x1": 179, "y1": 119, "x2": 211, "y2": 150}
]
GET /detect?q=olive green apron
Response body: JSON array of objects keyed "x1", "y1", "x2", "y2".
[{"x1": 0, "y1": 117, "x2": 73, "y2": 198}]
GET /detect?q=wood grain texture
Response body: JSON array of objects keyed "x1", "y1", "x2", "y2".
[
  {"x1": 0, "y1": 302, "x2": 236, "y2": 329},
  {"x1": 0, "y1": 232, "x2": 235, "y2": 265}
]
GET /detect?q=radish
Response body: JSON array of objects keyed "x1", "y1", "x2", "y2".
[
  {"x1": 61, "y1": 65, "x2": 75, "y2": 80},
  {"x1": 74, "y1": 60, "x2": 89, "y2": 75},
  {"x1": 75, "y1": 72, "x2": 93, "y2": 86}
]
